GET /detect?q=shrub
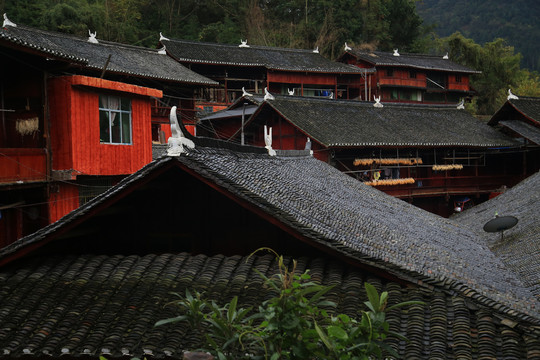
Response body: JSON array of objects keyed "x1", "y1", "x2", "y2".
[{"x1": 156, "y1": 250, "x2": 421, "y2": 359}]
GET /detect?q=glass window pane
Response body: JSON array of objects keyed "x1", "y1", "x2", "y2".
[
  {"x1": 121, "y1": 112, "x2": 131, "y2": 144},
  {"x1": 111, "y1": 112, "x2": 121, "y2": 143},
  {"x1": 99, "y1": 110, "x2": 110, "y2": 142},
  {"x1": 121, "y1": 98, "x2": 131, "y2": 111}
]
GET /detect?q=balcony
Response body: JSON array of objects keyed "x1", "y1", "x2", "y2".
[{"x1": 372, "y1": 174, "x2": 521, "y2": 199}]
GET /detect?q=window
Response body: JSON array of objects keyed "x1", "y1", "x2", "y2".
[
  {"x1": 386, "y1": 69, "x2": 394, "y2": 77},
  {"x1": 455, "y1": 74, "x2": 462, "y2": 83},
  {"x1": 409, "y1": 71, "x2": 417, "y2": 79},
  {"x1": 99, "y1": 95, "x2": 132, "y2": 144}
]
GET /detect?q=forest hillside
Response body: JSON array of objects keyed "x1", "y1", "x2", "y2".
[{"x1": 417, "y1": 0, "x2": 540, "y2": 71}]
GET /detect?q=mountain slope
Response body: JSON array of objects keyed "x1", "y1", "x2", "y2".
[{"x1": 416, "y1": 0, "x2": 540, "y2": 71}]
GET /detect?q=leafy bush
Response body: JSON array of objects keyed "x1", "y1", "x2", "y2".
[{"x1": 156, "y1": 250, "x2": 421, "y2": 359}]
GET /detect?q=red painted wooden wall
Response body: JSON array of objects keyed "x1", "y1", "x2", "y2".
[
  {"x1": 48, "y1": 183, "x2": 80, "y2": 223},
  {"x1": 0, "y1": 148, "x2": 46, "y2": 183},
  {"x1": 267, "y1": 71, "x2": 337, "y2": 86},
  {"x1": 48, "y1": 75, "x2": 162, "y2": 176}
]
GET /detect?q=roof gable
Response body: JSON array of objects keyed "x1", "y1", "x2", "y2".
[
  {"x1": 253, "y1": 96, "x2": 518, "y2": 147},
  {"x1": 0, "y1": 25, "x2": 217, "y2": 85},
  {"x1": 161, "y1": 38, "x2": 367, "y2": 74},
  {"x1": 490, "y1": 96, "x2": 540, "y2": 126}
]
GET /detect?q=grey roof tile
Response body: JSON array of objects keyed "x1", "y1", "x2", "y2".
[
  {"x1": 490, "y1": 96, "x2": 540, "y2": 126},
  {"x1": 507, "y1": 96, "x2": 540, "y2": 123},
  {"x1": 162, "y1": 38, "x2": 369, "y2": 74},
  {"x1": 167, "y1": 147, "x2": 538, "y2": 322},
  {"x1": 1, "y1": 140, "x2": 538, "y2": 325},
  {"x1": 0, "y1": 253, "x2": 538, "y2": 358},
  {"x1": 499, "y1": 120, "x2": 540, "y2": 144},
  {"x1": 260, "y1": 96, "x2": 519, "y2": 147},
  {"x1": 0, "y1": 25, "x2": 217, "y2": 85},
  {"x1": 346, "y1": 49, "x2": 481, "y2": 74},
  {"x1": 453, "y1": 171, "x2": 540, "y2": 301}
]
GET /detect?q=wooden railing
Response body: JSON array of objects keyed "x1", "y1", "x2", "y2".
[
  {"x1": 372, "y1": 174, "x2": 521, "y2": 198},
  {"x1": 0, "y1": 148, "x2": 47, "y2": 183}
]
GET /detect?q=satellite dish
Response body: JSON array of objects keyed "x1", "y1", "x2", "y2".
[{"x1": 483, "y1": 215, "x2": 518, "y2": 241}]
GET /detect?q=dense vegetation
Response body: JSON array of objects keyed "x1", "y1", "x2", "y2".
[
  {"x1": 1, "y1": 0, "x2": 538, "y2": 115},
  {"x1": 416, "y1": 0, "x2": 540, "y2": 72},
  {"x1": 0, "y1": 0, "x2": 429, "y2": 58}
]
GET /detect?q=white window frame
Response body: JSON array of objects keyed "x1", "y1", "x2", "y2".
[{"x1": 99, "y1": 95, "x2": 132, "y2": 145}]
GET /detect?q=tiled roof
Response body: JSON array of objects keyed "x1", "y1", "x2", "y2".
[
  {"x1": 453, "y1": 171, "x2": 540, "y2": 301},
  {"x1": 4, "y1": 140, "x2": 536, "y2": 323},
  {"x1": 345, "y1": 49, "x2": 481, "y2": 74},
  {"x1": 500, "y1": 120, "x2": 540, "y2": 145},
  {"x1": 490, "y1": 96, "x2": 540, "y2": 126},
  {"x1": 0, "y1": 25, "x2": 217, "y2": 85},
  {"x1": 508, "y1": 96, "x2": 540, "y2": 124},
  {"x1": 256, "y1": 96, "x2": 519, "y2": 147},
  {"x1": 0, "y1": 252, "x2": 538, "y2": 359},
  {"x1": 161, "y1": 38, "x2": 370, "y2": 74}
]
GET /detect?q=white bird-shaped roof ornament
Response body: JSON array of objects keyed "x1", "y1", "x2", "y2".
[
  {"x1": 158, "y1": 45, "x2": 167, "y2": 55},
  {"x1": 287, "y1": 88, "x2": 294, "y2": 96},
  {"x1": 242, "y1": 87, "x2": 253, "y2": 97},
  {"x1": 264, "y1": 125, "x2": 276, "y2": 156},
  {"x1": 313, "y1": 46, "x2": 319, "y2": 53},
  {"x1": 443, "y1": 52, "x2": 449, "y2": 59},
  {"x1": 373, "y1": 95, "x2": 383, "y2": 108},
  {"x1": 239, "y1": 39, "x2": 250, "y2": 48},
  {"x1": 3, "y1": 13, "x2": 16, "y2": 28},
  {"x1": 88, "y1": 30, "x2": 98, "y2": 44},
  {"x1": 264, "y1": 87, "x2": 275, "y2": 101},
  {"x1": 304, "y1": 137, "x2": 312, "y2": 151},
  {"x1": 456, "y1": 99, "x2": 465, "y2": 109},
  {"x1": 167, "y1": 106, "x2": 195, "y2": 156},
  {"x1": 393, "y1": 49, "x2": 400, "y2": 56},
  {"x1": 507, "y1": 89, "x2": 519, "y2": 100},
  {"x1": 159, "y1": 32, "x2": 169, "y2": 41},
  {"x1": 344, "y1": 42, "x2": 352, "y2": 51}
]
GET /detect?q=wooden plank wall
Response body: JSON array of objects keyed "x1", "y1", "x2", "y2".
[
  {"x1": 0, "y1": 148, "x2": 46, "y2": 183},
  {"x1": 48, "y1": 182, "x2": 79, "y2": 223},
  {"x1": 48, "y1": 77, "x2": 74, "y2": 171},
  {"x1": 48, "y1": 76, "x2": 154, "y2": 176},
  {"x1": 267, "y1": 72, "x2": 337, "y2": 86}
]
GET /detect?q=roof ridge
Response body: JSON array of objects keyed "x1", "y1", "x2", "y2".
[
  {"x1": 4, "y1": 24, "x2": 162, "y2": 53},
  {"x1": 164, "y1": 37, "x2": 316, "y2": 53},
  {"x1": 358, "y1": 49, "x2": 448, "y2": 59},
  {"x1": 273, "y1": 95, "x2": 462, "y2": 109}
]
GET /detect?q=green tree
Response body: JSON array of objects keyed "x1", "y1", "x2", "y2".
[
  {"x1": 514, "y1": 69, "x2": 540, "y2": 97},
  {"x1": 441, "y1": 32, "x2": 523, "y2": 115}
]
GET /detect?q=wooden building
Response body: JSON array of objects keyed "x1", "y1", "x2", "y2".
[
  {"x1": 488, "y1": 94, "x2": 540, "y2": 174},
  {"x1": 159, "y1": 37, "x2": 373, "y2": 112},
  {"x1": 337, "y1": 49, "x2": 480, "y2": 104},
  {"x1": 0, "y1": 20, "x2": 215, "y2": 245},
  {"x1": 202, "y1": 95, "x2": 528, "y2": 216},
  {"x1": 0, "y1": 133, "x2": 538, "y2": 358}
]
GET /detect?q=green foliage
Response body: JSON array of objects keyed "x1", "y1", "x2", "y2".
[
  {"x1": 0, "y1": 0, "x2": 427, "y2": 55},
  {"x1": 439, "y1": 32, "x2": 533, "y2": 115},
  {"x1": 157, "y1": 250, "x2": 422, "y2": 359},
  {"x1": 417, "y1": 0, "x2": 540, "y2": 72},
  {"x1": 514, "y1": 70, "x2": 540, "y2": 97}
]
